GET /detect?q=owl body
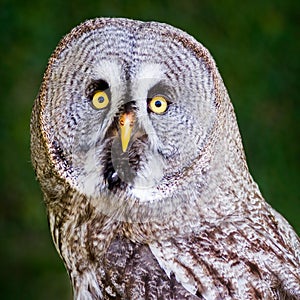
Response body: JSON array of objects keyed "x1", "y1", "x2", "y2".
[{"x1": 31, "y1": 18, "x2": 300, "y2": 299}]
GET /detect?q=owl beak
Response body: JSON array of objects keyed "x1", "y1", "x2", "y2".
[{"x1": 119, "y1": 112, "x2": 135, "y2": 152}]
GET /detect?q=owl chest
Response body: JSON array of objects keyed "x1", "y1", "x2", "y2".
[{"x1": 51, "y1": 206, "x2": 299, "y2": 300}]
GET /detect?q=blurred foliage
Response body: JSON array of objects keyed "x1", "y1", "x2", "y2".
[{"x1": 0, "y1": 0, "x2": 299, "y2": 298}]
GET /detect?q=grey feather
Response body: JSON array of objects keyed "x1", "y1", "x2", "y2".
[{"x1": 31, "y1": 18, "x2": 300, "y2": 299}]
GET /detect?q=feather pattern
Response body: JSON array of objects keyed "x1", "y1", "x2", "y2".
[{"x1": 31, "y1": 18, "x2": 300, "y2": 299}]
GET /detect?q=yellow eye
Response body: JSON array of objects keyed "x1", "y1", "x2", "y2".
[
  {"x1": 148, "y1": 96, "x2": 168, "y2": 114},
  {"x1": 92, "y1": 90, "x2": 109, "y2": 109}
]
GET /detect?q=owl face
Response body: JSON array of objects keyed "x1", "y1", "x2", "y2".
[{"x1": 41, "y1": 19, "x2": 217, "y2": 220}]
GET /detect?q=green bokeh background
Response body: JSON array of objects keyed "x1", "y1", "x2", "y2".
[{"x1": 0, "y1": 0, "x2": 299, "y2": 298}]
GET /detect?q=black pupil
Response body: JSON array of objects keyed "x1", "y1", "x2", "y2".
[
  {"x1": 98, "y1": 96, "x2": 105, "y2": 103},
  {"x1": 155, "y1": 100, "x2": 162, "y2": 107}
]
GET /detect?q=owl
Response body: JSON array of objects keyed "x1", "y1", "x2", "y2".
[{"x1": 31, "y1": 18, "x2": 300, "y2": 299}]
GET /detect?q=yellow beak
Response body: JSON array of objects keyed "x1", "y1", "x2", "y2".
[{"x1": 119, "y1": 112, "x2": 135, "y2": 152}]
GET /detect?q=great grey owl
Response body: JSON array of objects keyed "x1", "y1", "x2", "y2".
[{"x1": 30, "y1": 18, "x2": 300, "y2": 299}]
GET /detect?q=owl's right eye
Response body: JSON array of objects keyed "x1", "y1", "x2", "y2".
[
  {"x1": 148, "y1": 96, "x2": 169, "y2": 114},
  {"x1": 92, "y1": 90, "x2": 110, "y2": 110}
]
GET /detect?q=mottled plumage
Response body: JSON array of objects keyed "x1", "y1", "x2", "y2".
[{"x1": 31, "y1": 18, "x2": 300, "y2": 299}]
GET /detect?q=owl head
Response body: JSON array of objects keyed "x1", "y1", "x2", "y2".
[{"x1": 32, "y1": 18, "x2": 244, "y2": 223}]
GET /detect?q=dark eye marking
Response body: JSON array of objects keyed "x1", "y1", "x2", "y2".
[{"x1": 86, "y1": 79, "x2": 110, "y2": 100}]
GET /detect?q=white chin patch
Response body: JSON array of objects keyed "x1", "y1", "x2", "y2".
[
  {"x1": 134, "y1": 152, "x2": 164, "y2": 187},
  {"x1": 131, "y1": 151, "x2": 165, "y2": 202}
]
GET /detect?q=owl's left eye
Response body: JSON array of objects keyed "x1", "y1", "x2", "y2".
[
  {"x1": 92, "y1": 91, "x2": 109, "y2": 110},
  {"x1": 148, "y1": 96, "x2": 169, "y2": 114}
]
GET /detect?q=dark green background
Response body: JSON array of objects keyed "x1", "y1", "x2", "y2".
[{"x1": 0, "y1": 0, "x2": 299, "y2": 298}]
